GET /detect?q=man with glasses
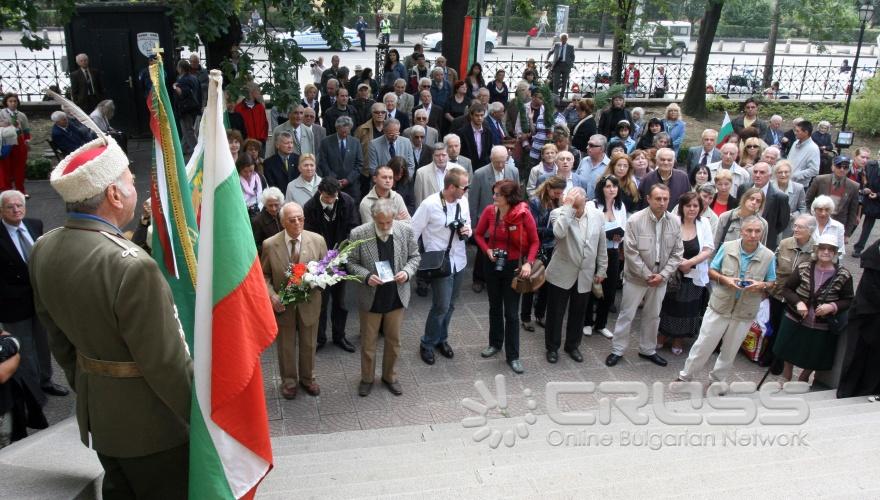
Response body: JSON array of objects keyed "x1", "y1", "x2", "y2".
[
  {"x1": 708, "y1": 142, "x2": 750, "y2": 196},
  {"x1": 267, "y1": 105, "x2": 314, "y2": 159},
  {"x1": 413, "y1": 89, "x2": 444, "y2": 132},
  {"x1": 355, "y1": 102, "x2": 387, "y2": 161},
  {"x1": 806, "y1": 155, "x2": 861, "y2": 244},
  {"x1": 368, "y1": 119, "x2": 415, "y2": 179},
  {"x1": 576, "y1": 134, "x2": 610, "y2": 198},
  {"x1": 303, "y1": 106, "x2": 325, "y2": 145},
  {"x1": 409, "y1": 125, "x2": 433, "y2": 168},
  {"x1": 383, "y1": 92, "x2": 409, "y2": 130},
  {"x1": 404, "y1": 108, "x2": 439, "y2": 146},
  {"x1": 411, "y1": 166, "x2": 472, "y2": 364},
  {"x1": 741, "y1": 161, "x2": 790, "y2": 250}
]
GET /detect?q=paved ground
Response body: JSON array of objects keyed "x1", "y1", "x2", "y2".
[{"x1": 21, "y1": 138, "x2": 874, "y2": 438}]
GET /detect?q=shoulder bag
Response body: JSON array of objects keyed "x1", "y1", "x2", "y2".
[
  {"x1": 511, "y1": 208, "x2": 545, "y2": 294},
  {"x1": 416, "y1": 199, "x2": 459, "y2": 280}
]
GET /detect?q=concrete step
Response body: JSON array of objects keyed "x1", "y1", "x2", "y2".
[{"x1": 259, "y1": 397, "x2": 880, "y2": 497}]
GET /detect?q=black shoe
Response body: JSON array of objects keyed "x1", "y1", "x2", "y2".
[
  {"x1": 638, "y1": 352, "x2": 668, "y2": 367},
  {"x1": 416, "y1": 285, "x2": 429, "y2": 297},
  {"x1": 42, "y1": 383, "x2": 69, "y2": 396},
  {"x1": 605, "y1": 353, "x2": 622, "y2": 367},
  {"x1": 565, "y1": 348, "x2": 584, "y2": 363},
  {"x1": 436, "y1": 342, "x2": 454, "y2": 359},
  {"x1": 535, "y1": 317, "x2": 545, "y2": 328},
  {"x1": 316, "y1": 337, "x2": 327, "y2": 350},
  {"x1": 472, "y1": 282, "x2": 484, "y2": 293},
  {"x1": 770, "y1": 359, "x2": 784, "y2": 376},
  {"x1": 333, "y1": 338, "x2": 356, "y2": 353},
  {"x1": 546, "y1": 350, "x2": 559, "y2": 363},
  {"x1": 420, "y1": 346, "x2": 435, "y2": 365},
  {"x1": 358, "y1": 381, "x2": 373, "y2": 397},
  {"x1": 853, "y1": 248, "x2": 863, "y2": 258}
]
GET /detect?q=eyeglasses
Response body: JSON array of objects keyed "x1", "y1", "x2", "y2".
[
  {"x1": 834, "y1": 164, "x2": 849, "y2": 169},
  {"x1": 372, "y1": 111, "x2": 387, "y2": 114},
  {"x1": 817, "y1": 245, "x2": 837, "y2": 252},
  {"x1": 458, "y1": 184, "x2": 470, "y2": 191},
  {"x1": 414, "y1": 135, "x2": 425, "y2": 139},
  {"x1": 792, "y1": 223, "x2": 808, "y2": 230},
  {"x1": 746, "y1": 145, "x2": 759, "y2": 149},
  {"x1": 588, "y1": 143, "x2": 601, "y2": 148}
]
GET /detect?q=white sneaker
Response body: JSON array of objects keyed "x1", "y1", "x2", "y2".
[
  {"x1": 582, "y1": 326, "x2": 593, "y2": 336},
  {"x1": 598, "y1": 328, "x2": 614, "y2": 339}
]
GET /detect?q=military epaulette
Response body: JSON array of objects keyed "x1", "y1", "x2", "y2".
[
  {"x1": 36, "y1": 226, "x2": 64, "y2": 242},
  {"x1": 99, "y1": 231, "x2": 141, "y2": 259}
]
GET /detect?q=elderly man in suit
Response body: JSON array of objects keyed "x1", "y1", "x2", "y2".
[
  {"x1": 469, "y1": 146, "x2": 519, "y2": 293},
  {"x1": 404, "y1": 108, "x2": 439, "y2": 146},
  {"x1": 806, "y1": 155, "x2": 862, "y2": 242},
  {"x1": 708, "y1": 142, "x2": 751, "y2": 196},
  {"x1": 318, "y1": 116, "x2": 363, "y2": 202},
  {"x1": 303, "y1": 178, "x2": 360, "y2": 352},
  {"x1": 740, "y1": 161, "x2": 789, "y2": 250},
  {"x1": 538, "y1": 150, "x2": 589, "y2": 194},
  {"x1": 413, "y1": 89, "x2": 444, "y2": 132},
  {"x1": 0, "y1": 190, "x2": 68, "y2": 403},
  {"x1": 303, "y1": 107, "x2": 326, "y2": 145},
  {"x1": 347, "y1": 199, "x2": 421, "y2": 396},
  {"x1": 267, "y1": 105, "x2": 314, "y2": 158},
  {"x1": 409, "y1": 125, "x2": 434, "y2": 169},
  {"x1": 458, "y1": 103, "x2": 492, "y2": 168},
  {"x1": 383, "y1": 92, "x2": 410, "y2": 130},
  {"x1": 70, "y1": 53, "x2": 104, "y2": 112},
  {"x1": 50, "y1": 111, "x2": 92, "y2": 155},
  {"x1": 547, "y1": 33, "x2": 576, "y2": 97},
  {"x1": 368, "y1": 119, "x2": 415, "y2": 178},
  {"x1": 262, "y1": 202, "x2": 328, "y2": 399},
  {"x1": 414, "y1": 143, "x2": 453, "y2": 206},
  {"x1": 444, "y1": 133, "x2": 472, "y2": 177},
  {"x1": 393, "y1": 79, "x2": 415, "y2": 117},
  {"x1": 264, "y1": 131, "x2": 299, "y2": 190},
  {"x1": 543, "y1": 187, "x2": 608, "y2": 363},
  {"x1": 686, "y1": 129, "x2": 721, "y2": 175},
  {"x1": 30, "y1": 138, "x2": 191, "y2": 497},
  {"x1": 606, "y1": 183, "x2": 683, "y2": 368}
]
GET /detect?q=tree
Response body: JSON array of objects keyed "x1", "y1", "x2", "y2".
[
  {"x1": 0, "y1": 0, "x2": 73, "y2": 50},
  {"x1": 681, "y1": 0, "x2": 724, "y2": 117}
]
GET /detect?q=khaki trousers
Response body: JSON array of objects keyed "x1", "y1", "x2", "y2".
[
  {"x1": 611, "y1": 280, "x2": 667, "y2": 356},
  {"x1": 276, "y1": 307, "x2": 318, "y2": 387},
  {"x1": 360, "y1": 308, "x2": 403, "y2": 383},
  {"x1": 679, "y1": 308, "x2": 753, "y2": 383}
]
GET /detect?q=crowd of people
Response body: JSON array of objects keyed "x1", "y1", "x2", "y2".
[{"x1": 201, "y1": 46, "x2": 880, "y2": 399}]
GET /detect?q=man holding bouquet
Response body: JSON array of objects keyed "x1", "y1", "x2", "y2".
[
  {"x1": 347, "y1": 199, "x2": 421, "y2": 396},
  {"x1": 262, "y1": 202, "x2": 328, "y2": 399}
]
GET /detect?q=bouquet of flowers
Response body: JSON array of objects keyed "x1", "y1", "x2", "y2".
[{"x1": 278, "y1": 237, "x2": 373, "y2": 306}]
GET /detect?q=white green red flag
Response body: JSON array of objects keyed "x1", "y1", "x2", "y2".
[
  {"x1": 191, "y1": 69, "x2": 277, "y2": 499},
  {"x1": 147, "y1": 55, "x2": 199, "y2": 346},
  {"x1": 717, "y1": 111, "x2": 734, "y2": 147}
]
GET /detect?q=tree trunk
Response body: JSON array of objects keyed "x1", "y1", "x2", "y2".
[
  {"x1": 762, "y1": 0, "x2": 780, "y2": 89},
  {"x1": 204, "y1": 15, "x2": 243, "y2": 79},
  {"x1": 598, "y1": 9, "x2": 608, "y2": 48},
  {"x1": 610, "y1": 10, "x2": 628, "y2": 84},
  {"x1": 681, "y1": 0, "x2": 724, "y2": 117}
]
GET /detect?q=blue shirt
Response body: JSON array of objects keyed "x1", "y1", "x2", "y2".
[
  {"x1": 2, "y1": 219, "x2": 33, "y2": 261},
  {"x1": 711, "y1": 242, "x2": 777, "y2": 298}
]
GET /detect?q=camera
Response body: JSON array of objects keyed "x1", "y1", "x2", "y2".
[
  {"x1": 447, "y1": 217, "x2": 467, "y2": 241},
  {"x1": 0, "y1": 335, "x2": 20, "y2": 363},
  {"x1": 737, "y1": 280, "x2": 753, "y2": 288},
  {"x1": 493, "y1": 249, "x2": 508, "y2": 271}
]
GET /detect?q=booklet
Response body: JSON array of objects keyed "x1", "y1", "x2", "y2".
[{"x1": 375, "y1": 260, "x2": 395, "y2": 283}]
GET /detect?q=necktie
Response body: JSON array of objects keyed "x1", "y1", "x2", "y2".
[
  {"x1": 340, "y1": 139, "x2": 346, "y2": 159},
  {"x1": 293, "y1": 129, "x2": 301, "y2": 155},
  {"x1": 18, "y1": 227, "x2": 32, "y2": 261},
  {"x1": 84, "y1": 70, "x2": 95, "y2": 95},
  {"x1": 700, "y1": 152, "x2": 707, "y2": 167},
  {"x1": 282, "y1": 156, "x2": 288, "y2": 173},
  {"x1": 389, "y1": 141, "x2": 396, "y2": 158},
  {"x1": 289, "y1": 239, "x2": 300, "y2": 263}
]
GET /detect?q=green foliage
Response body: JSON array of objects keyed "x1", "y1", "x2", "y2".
[
  {"x1": 26, "y1": 157, "x2": 52, "y2": 180},
  {"x1": 409, "y1": 0, "x2": 440, "y2": 16},
  {"x1": 850, "y1": 75, "x2": 880, "y2": 136},
  {"x1": 705, "y1": 95, "x2": 844, "y2": 126},
  {"x1": 0, "y1": 0, "x2": 68, "y2": 50},
  {"x1": 721, "y1": 0, "x2": 769, "y2": 26},
  {"x1": 594, "y1": 84, "x2": 627, "y2": 109}
]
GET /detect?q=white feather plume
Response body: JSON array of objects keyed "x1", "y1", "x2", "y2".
[{"x1": 44, "y1": 89, "x2": 108, "y2": 144}]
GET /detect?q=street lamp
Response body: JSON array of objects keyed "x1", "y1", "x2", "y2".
[{"x1": 839, "y1": 1, "x2": 874, "y2": 141}]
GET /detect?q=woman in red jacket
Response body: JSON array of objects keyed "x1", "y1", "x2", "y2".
[
  {"x1": 234, "y1": 83, "x2": 269, "y2": 150},
  {"x1": 475, "y1": 179, "x2": 539, "y2": 374}
]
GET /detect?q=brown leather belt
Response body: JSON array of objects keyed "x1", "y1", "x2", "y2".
[{"x1": 77, "y1": 352, "x2": 143, "y2": 378}]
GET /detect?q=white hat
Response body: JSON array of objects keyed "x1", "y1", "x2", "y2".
[
  {"x1": 816, "y1": 233, "x2": 839, "y2": 249},
  {"x1": 50, "y1": 136, "x2": 129, "y2": 202}
]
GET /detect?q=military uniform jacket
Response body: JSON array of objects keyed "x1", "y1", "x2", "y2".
[{"x1": 29, "y1": 216, "x2": 192, "y2": 458}]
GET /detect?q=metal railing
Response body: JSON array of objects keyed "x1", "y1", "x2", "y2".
[{"x1": 3, "y1": 49, "x2": 877, "y2": 103}]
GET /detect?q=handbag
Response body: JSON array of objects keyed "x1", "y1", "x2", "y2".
[
  {"x1": 509, "y1": 209, "x2": 546, "y2": 293},
  {"x1": 416, "y1": 199, "x2": 459, "y2": 280},
  {"x1": 666, "y1": 270, "x2": 683, "y2": 293}
]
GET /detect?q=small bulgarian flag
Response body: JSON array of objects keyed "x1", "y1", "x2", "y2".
[
  {"x1": 190, "y1": 70, "x2": 277, "y2": 498},
  {"x1": 717, "y1": 111, "x2": 734, "y2": 148}
]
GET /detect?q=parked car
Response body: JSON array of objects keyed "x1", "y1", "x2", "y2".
[
  {"x1": 275, "y1": 26, "x2": 359, "y2": 51},
  {"x1": 628, "y1": 21, "x2": 692, "y2": 58},
  {"x1": 421, "y1": 29, "x2": 498, "y2": 53},
  {"x1": 707, "y1": 74, "x2": 761, "y2": 98}
]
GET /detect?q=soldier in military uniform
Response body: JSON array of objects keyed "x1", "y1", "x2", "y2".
[{"x1": 29, "y1": 134, "x2": 192, "y2": 499}]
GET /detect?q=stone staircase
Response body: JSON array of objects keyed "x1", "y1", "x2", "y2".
[
  {"x1": 257, "y1": 389, "x2": 880, "y2": 499},
  {"x1": 3, "y1": 389, "x2": 879, "y2": 498}
]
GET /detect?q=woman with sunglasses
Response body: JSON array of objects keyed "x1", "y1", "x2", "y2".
[{"x1": 740, "y1": 137, "x2": 765, "y2": 173}]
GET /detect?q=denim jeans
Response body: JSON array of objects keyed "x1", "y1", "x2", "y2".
[
  {"x1": 485, "y1": 260, "x2": 521, "y2": 361},
  {"x1": 421, "y1": 268, "x2": 465, "y2": 349}
]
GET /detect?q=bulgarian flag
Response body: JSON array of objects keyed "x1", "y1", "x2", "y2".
[
  {"x1": 717, "y1": 111, "x2": 734, "y2": 148},
  {"x1": 190, "y1": 69, "x2": 277, "y2": 498},
  {"x1": 147, "y1": 55, "x2": 199, "y2": 346}
]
